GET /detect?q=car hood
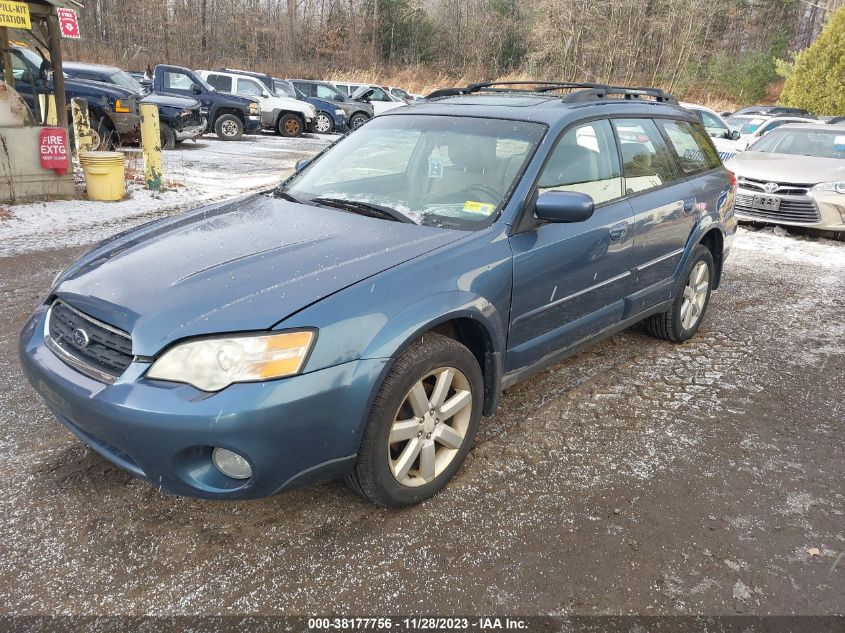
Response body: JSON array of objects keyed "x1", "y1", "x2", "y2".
[
  {"x1": 140, "y1": 93, "x2": 200, "y2": 110},
  {"x1": 65, "y1": 77, "x2": 133, "y2": 99},
  {"x1": 54, "y1": 194, "x2": 466, "y2": 356},
  {"x1": 725, "y1": 152, "x2": 845, "y2": 184}
]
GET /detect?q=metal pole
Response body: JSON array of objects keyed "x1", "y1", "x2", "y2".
[
  {"x1": 0, "y1": 27, "x2": 14, "y2": 87},
  {"x1": 139, "y1": 103, "x2": 163, "y2": 191},
  {"x1": 46, "y1": 10, "x2": 68, "y2": 128}
]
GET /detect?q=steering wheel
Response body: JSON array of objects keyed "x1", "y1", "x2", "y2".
[{"x1": 459, "y1": 184, "x2": 501, "y2": 203}]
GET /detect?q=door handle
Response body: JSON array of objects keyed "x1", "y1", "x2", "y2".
[
  {"x1": 609, "y1": 222, "x2": 628, "y2": 241},
  {"x1": 683, "y1": 199, "x2": 696, "y2": 215}
]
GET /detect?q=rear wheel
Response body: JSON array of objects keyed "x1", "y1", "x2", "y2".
[
  {"x1": 277, "y1": 113, "x2": 303, "y2": 137},
  {"x1": 643, "y1": 245, "x2": 714, "y2": 343},
  {"x1": 314, "y1": 111, "x2": 334, "y2": 134},
  {"x1": 348, "y1": 112, "x2": 369, "y2": 129},
  {"x1": 214, "y1": 114, "x2": 243, "y2": 141},
  {"x1": 89, "y1": 116, "x2": 117, "y2": 151},
  {"x1": 347, "y1": 334, "x2": 482, "y2": 507}
]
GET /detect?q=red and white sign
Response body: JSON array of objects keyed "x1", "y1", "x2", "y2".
[
  {"x1": 39, "y1": 128, "x2": 69, "y2": 174},
  {"x1": 56, "y1": 7, "x2": 80, "y2": 39}
]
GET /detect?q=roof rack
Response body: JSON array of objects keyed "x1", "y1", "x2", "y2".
[{"x1": 425, "y1": 81, "x2": 678, "y2": 105}]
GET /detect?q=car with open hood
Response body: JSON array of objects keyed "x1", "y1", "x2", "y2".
[
  {"x1": 20, "y1": 81, "x2": 736, "y2": 507},
  {"x1": 725, "y1": 123, "x2": 845, "y2": 231}
]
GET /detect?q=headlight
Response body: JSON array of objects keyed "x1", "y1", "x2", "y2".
[
  {"x1": 811, "y1": 181, "x2": 845, "y2": 194},
  {"x1": 147, "y1": 330, "x2": 315, "y2": 392},
  {"x1": 335, "y1": 109, "x2": 345, "y2": 116},
  {"x1": 249, "y1": 102, "x2": 260, "y2": 115},
  {"x1": 114, "y1": 99, "x2": 131, "y2": 113}
]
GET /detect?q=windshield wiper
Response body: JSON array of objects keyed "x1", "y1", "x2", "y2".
[
  {"x1": 275, "y1": 189, "x2": 304, "y2": 204},
  {"x1": 309, "y1": 197, "x2": 415, "y2": 224}
]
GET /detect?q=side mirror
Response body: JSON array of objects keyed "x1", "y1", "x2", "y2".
[
  {"x1": 191, "y1": 83, "x2": 203, "y2": 95},
  {"x1": 334, "y1": 94, "x2": 345, "y2": 102},
  {"x1": 295, "y1": 158, "x2": 310, "y2": 172},
  {"x1": 728, "y1": 130, "x2": 741, "y2": 140},
  {"x1": 534, "y1": 191, "x2": 594, "y2": 223}
]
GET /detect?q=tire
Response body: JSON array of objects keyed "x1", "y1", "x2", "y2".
[
  {"x1": 160, "y1": 123, "x2": 176, "y2": 150},
  {"x1": 314, "y1": 111, "x2": 334, "y2": 134},
  {"x1": 348, "y1": 112, "x2": 369, "y2": 129},
  {"x1": 277, "y1": 113, "x2": 303, "y2": 137},
  {"x1": 347, "y1": 334, "x2": 483, "y2": 507},
  {"x1": 643, "y1": 245, "x2": 715, "y2": 343},
  {"x1": 214, "y1": 114, "x2": 244, "y2": 141},
  {"x1": 90, "y1": 116, "x2": 116, "y2": 151}
]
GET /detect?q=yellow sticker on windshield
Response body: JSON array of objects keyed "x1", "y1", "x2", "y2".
[{"x1": 463, "y1": 201, "x2": 496, "y2": 215}]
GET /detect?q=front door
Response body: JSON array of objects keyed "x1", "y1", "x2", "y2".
[{"x1": 507, "y1": 119, "x2": 635, "y2": 373}]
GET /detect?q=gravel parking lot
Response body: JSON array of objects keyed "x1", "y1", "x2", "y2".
[{"x1": 0, "y1": 135, "x2": 842, "y2": 616}]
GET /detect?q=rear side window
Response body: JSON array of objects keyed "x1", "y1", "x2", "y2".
[
  {"x1": 613, "y1": 118, "x2": 680, "y2": 194},
  {"x1": 206, "y1": 74, "x2": 232, "y2": 92},
  {"x1": 538, "y1": 120, "x2": 623, "y2": 205},
  {"x1": 237, "y1": 78, "x2": 262, "y2": 97},
  {"x1": 658, "y1": 119, "x2": 711, "y2": 175},
  {"x1": 293, "y1": 82, "x2": 314, "y2": 97}
]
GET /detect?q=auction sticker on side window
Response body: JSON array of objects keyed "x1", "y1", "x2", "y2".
[{"x1": 463, "y1": 200, "x2": 496, "y2": 215}]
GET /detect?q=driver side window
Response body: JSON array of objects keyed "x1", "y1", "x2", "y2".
[
  {"x1": 163, "y1": 71, "x2": 194, "y2": 92},
  {"x1": 538, "y1": 120, "x2": 623, "y2": 205}
]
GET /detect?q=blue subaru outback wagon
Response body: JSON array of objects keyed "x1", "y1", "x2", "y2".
[{"x1": 20, "y1": 81, "x2": 737, "y2": 507}]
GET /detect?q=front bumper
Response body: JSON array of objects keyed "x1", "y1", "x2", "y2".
[
  {"x1": 174, "y1": 118, "x2": 207, "y2": 141},
  {"x1": 735, "y1": 187, "x2": 845, "y2": 231},
  {"x1": 245, "y1": 115, "x2": 262, "y2": 134},
  {"x1": 19, "y1": 305, "x2": 386, "y2": 499},
  {"x1": 110, "y1": 111, "x2": 141, "y2": 136}
]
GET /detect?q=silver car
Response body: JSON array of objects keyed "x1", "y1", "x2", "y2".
[{"x1": 725, "y1": 123, "x2": 845, "y2": 231}]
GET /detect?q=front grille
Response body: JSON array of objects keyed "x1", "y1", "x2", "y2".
[
  {"x1": 737, "y1": 177, "x2": 812, "y2": 196},
  {"x1": 46, "y1": 300, "x2": 133, "y2": 382},
  {"x1": 735, "y1": 191, "x2": 821, "y2": 224}
]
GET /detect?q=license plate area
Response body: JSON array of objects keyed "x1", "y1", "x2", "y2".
[{"x1": 752, "y1": 195, "x2": 781, "y2": 212}]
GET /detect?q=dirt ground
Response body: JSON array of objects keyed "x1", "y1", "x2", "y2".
[{"x1": 0, "y1": 208, "x2": 843, "y2": 614}]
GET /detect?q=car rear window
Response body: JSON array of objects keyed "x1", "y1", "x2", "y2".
[{"x1": 613, "y1": 118, "x2": 680, "y2": 194}]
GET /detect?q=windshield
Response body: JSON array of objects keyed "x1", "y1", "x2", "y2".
[
  {"x1": 726, "y1": 116, "x2": 767, "y2": 135},
  {"x1": 108, "y1": 70, "x2": 145, "y2": 94},
  {"x1": 749, "y1": 128, "x2": 845, "y2": 159},
  {"x1": 280, "y1": 115, "x2": 545, "y2": 230}
]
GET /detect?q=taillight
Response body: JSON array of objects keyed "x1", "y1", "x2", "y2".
[{"x1": 726, "y1": 169, "x2": 737, "y2": 189}]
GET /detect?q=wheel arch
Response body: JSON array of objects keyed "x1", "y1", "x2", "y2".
[
  {"x1": 698, "y1": 227, "x2": 725, "y2": 289},
  {"x1": 360, "y1": 298, "x2": 507, "y2": 418}
]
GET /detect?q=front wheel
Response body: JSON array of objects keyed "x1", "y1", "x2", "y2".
[
  {"x1": 348, "y1": 112, "x2": 369, "y2": 129},
  {"x1": 643, "y1": 245, "x2": 714, "y2": 343},
  {"x1": 314, "y1": 111, "x2": 334, "y2": 134},
  {"x1": 277, "y1": 113, "x2": 303, "y2": 137},
  {"x1": 160, "y1": 123, "x2": 176, "y2": 150},
  {"x1": 347, "y1": 334, "x2": 483, "y2": 507},
  {"x1": 214, "y1": 114, "x2": 244, "y2": 141}
]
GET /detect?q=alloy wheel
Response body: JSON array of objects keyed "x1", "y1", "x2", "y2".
[
  {"x1": 388, "y1": 366, "x2": 473, "y2": 487},
  {"x1": 680, "y1": 260, "x2": 709, "y2": 330},
  {"x1": 315, "y1": 114, "x2": 332, "y2": 133},
  {"x1": 221, "y1": 119, "x2": 239, "y2": 137}
]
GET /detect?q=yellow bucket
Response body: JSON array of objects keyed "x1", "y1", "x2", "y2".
[{"x1": 79, "y1": 151, "x2": 126, "y2": 201}]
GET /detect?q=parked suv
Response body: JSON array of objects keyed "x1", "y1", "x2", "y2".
[
  {"x1": 289, "y1": 79, "x2": 373, "y2": 129},
  {"x1": 273, "y1": 79, "x2": 347, "y2": 133},
  {"x1": 4, "y1": 46, "x2": 139, "y2": 150},
  {"x1": 63, "y1": 62, "x2": 206, "y2": 149},
  {"x1": 152, "y1": 64, "x2": 262, "y2": 141},
  {"x1": 20, "y1": 82, "x2": 736, "y2": 508},
  {"x1": 197, "y1": 70, "x2": 316, "y2": 137}
]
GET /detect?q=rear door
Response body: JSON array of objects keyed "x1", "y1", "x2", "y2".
[
  {"x1": 507, "y1": 119, "x2": 635, "y2": 372},
  {"x1": 615, "y1": 118, "x2": 697, "y2": 311}
]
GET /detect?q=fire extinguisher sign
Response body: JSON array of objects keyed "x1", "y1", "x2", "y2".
[
  {"x1": 56, "y1": 7, "x2": 80, "y2": 39},
  {"x1": 39, "y1": 128, "x2": 70, "y2": 174}
]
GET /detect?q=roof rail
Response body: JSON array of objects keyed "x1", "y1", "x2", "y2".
[{"x1": 425, "y1": 81, "x2": 678, "y2": 105}]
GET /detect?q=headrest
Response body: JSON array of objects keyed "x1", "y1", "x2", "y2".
[
  {"x1": 447, "y1": 134, "x2": 497, "y2": 170},
  {"x1": 539, "y1": 144, "x2": 597, "y2": 187},
  {"x1": 621, "y1": 142, "x2": 652, "y2": 171}
]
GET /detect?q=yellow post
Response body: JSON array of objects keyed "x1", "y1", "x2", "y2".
[
  {"x1": 139, "y1": 103, "x2": 163, "y2": 191},
  {"x1": 71, "y1": 97, "x2": 94, "y2": 154},
  {"x1": 38, "y1": 95, "x2": 59, "y2": 125}
]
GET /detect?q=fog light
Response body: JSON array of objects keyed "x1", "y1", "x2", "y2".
[{"x1": 211, "y1": 448, "x2": 252, "y2": 480}]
